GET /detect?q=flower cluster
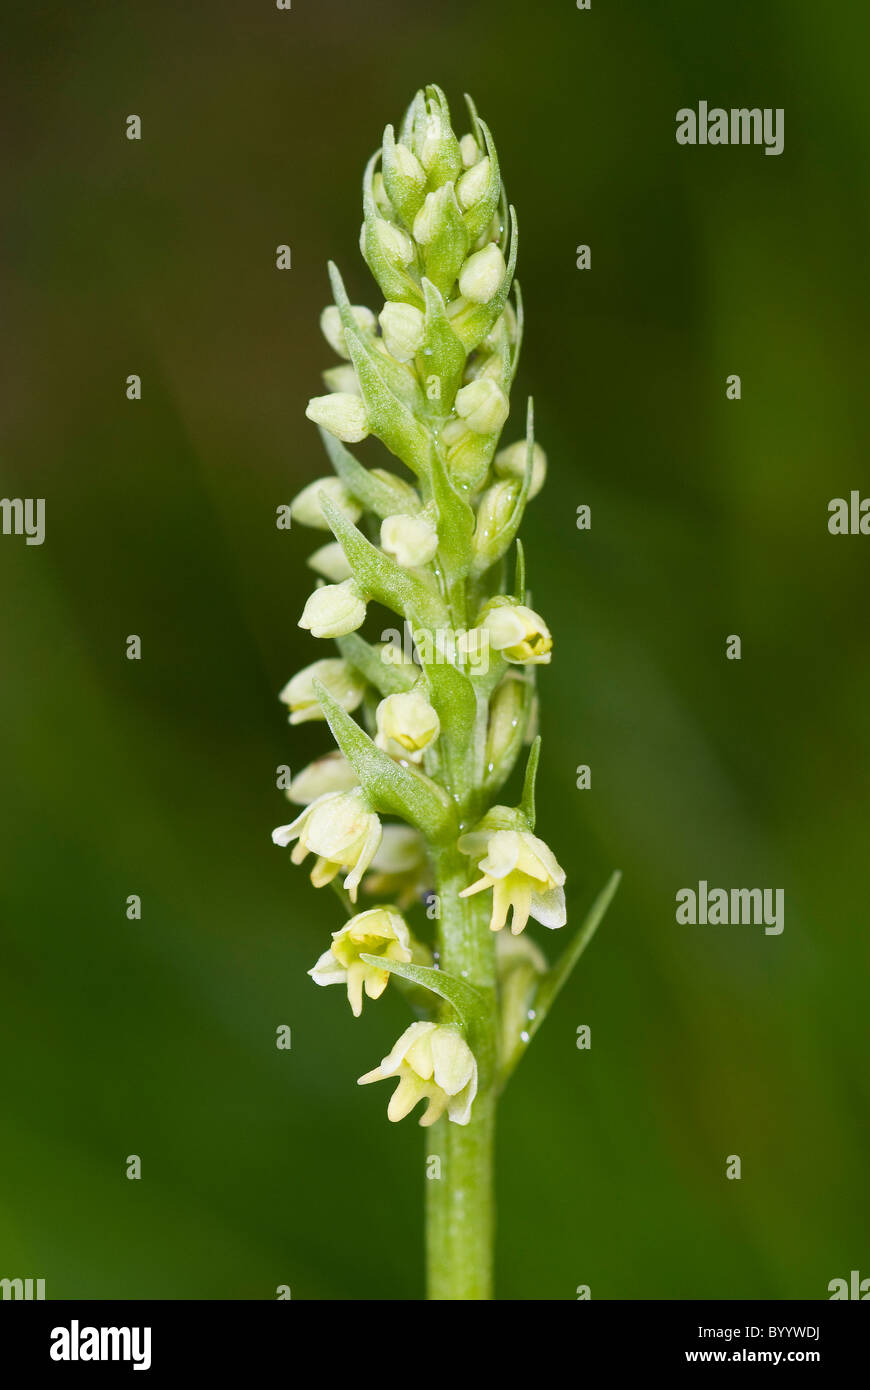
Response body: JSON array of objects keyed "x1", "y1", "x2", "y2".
[{"x1": 272, "y1": 86, "x2": 566, "y2": 1129}]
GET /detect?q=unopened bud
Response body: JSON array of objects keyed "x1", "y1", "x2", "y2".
[
  {"x1": 370, "y1": 469, "x2": 422, "y2": 511},
  {"x1": 494, "y1": 440, "x2": 548, "y2": 500},
  {"x1": 279, "y1": 659, "x2": 365, "y2": 726},
  {"x1": 377, "y1": 689, "x2": 441, "y2": 753},
  {"x1": 418, "y1": 112, "x2": 447, "y2": 168},
  {"x1": 467, "y1": 352, "x2": 505, "y2": 383},
  {"x1": 455, "y1": 377, "x2": 510, "y2": 435},
  {"x1": 372, "y1": 172, "x2": 394, "y2": 219},
  {"x1": 414, "y1": 96, "x2": 462, "y2": 184},
  {"x1": 393, "y1": 140, "x2": 426, "y2": 183},
  {"x1": 382, "y1": 127, "x2": 427, "y2": 225},
  {"x1": 381, "y1": 512, "x2": 439, "y2": 567},
  {"x1": 322, "y1": 363, "x2": 360, "y2": 395},
  {"x1": 413, "y1": 185, "x2": 458, "y2": 247},
  {"x1": 370, "y1": 217, "x2": 415, "y2": 266},
  {"x1": 459, "y1": 133, "x2": 481, "y2": 168},
  {"x1": 287, "y1": 751, "x2": 359, "y2": 804},
  {"x1": 379, "y1": 302, "x2": 426, "y2": 362},
  {"x1": 458, "y1": 243, "x2": 506, "y2": 304},
  {"x1": 457, "y1": 157, "x2": 491, "y2": 211},
  {"x1": 290, "y1": 476, "x2": 363, "y2": 530},
  {"x1": 482, "y1": 303, "x2": 517, "y2": 354},
  {"x1": 305, "y1": 392, "x2": 370, "y2": 444},
  {"x1": 496, "y1": 931, "x2": 548, "y2": 1068},
  {"x1": 307, "y1": 541, "x2": 353, "y2": 583},
  {"x1": 441, "y1": 417, "x2": 491, "y2": 491},
  {"x1": 320, "y1": 304, "x2": 377, "y2": 359},
  {"x1": 485, "y1": 672, "x2": 527, "y2": 767},
  {"x1": 299, "y1": 580, "x2": 367, "y2": 639},
  {"x1": 473, "y1": 481, "x2": 520, "y2": 554}
]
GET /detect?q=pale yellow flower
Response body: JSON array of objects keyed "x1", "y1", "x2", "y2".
[
  {"x1": 358, "y1": 1022, "x2": 478, "y2": 1126},
  {"x1": 459, "y1": 820, "x2": 566, "y2": 935},
  {"x1": 376, "y1": 689, "x2": 440, "y2": 754},
  {"x1": 309, "y1": 907, "x2": 414, "y2": 1017},
  {"x1": 272, "y1": 789, "x2": 381, "y2": 901},
  {"x1": 480, "y1": 601, "x2": 552, "y2": 665}
]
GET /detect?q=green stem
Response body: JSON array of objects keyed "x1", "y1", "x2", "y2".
[{"x1": 426, "y1": 846, "x2": 497, "y2": 1299}]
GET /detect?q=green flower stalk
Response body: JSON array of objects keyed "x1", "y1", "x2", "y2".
[{"x1": 272, "y1": 84, "x2": 620, "y2": 1300}]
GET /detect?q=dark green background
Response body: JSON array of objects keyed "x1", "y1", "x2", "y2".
[{"x1": 2, "y1": 0, "x2": 868, "y2": 1299}]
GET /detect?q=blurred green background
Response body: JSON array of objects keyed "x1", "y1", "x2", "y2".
[{"x1": 1, "y1": 0, "x2": 868, "y2": 1300}]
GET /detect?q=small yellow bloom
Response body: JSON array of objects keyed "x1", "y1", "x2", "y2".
[
  {"x1": 459, "y1": 819, "x2": 566, "y2": 935},
  {"x1": 376, "y1": 690, "x2": 440, "y2": 754},
  {"x1": 480, "y1": 601, "x2": 552, "y2": 665},
  {"x1": 272, "y1": 789, "x2": 381, "y2": 902},
  {"x1": 358, "y1": 1022, "x2": 478, "y2": 1126},
  {"x1": 309, "y1": 907, "x2": 414, "y2": 1017}
]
